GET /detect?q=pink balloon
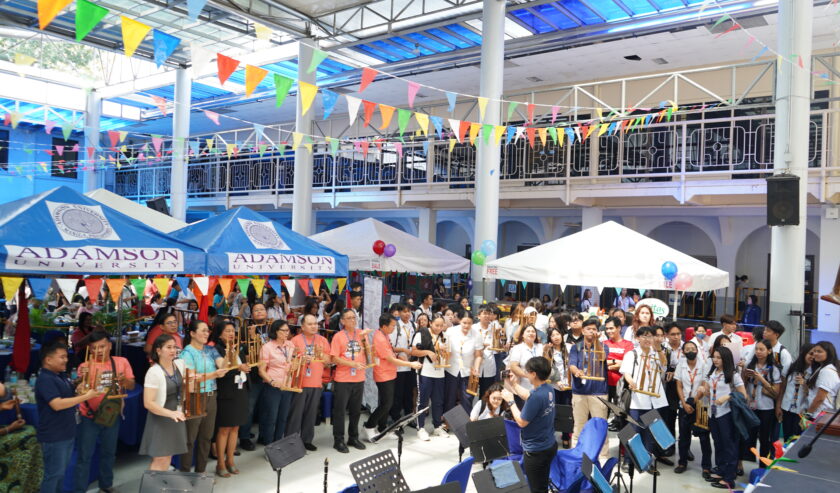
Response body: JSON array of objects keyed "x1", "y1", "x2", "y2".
[{"x1": 674, "y1": 272, "x2": 693, "y2": 291}]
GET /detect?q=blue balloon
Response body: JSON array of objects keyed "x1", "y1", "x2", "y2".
[
  {"x1": 480, "y1": 239, "x2": 497, "y2": 256},
  {"x1": 661, "y1": 261, "x2": 678, "y2": 280}
]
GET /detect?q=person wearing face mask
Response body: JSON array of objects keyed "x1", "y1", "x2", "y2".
[
  {"x1": 691, "y1": 325, "x2": 710, "y2": 363},
  {"x1": 674, "y1": 341, "x2": 712, "y2": 477}
]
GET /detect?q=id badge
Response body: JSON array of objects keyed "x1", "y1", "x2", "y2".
[
  {"x1": 350, "y1": 368, "x2": 357, "y2": 377},
  {"x1": 306, "y1": 368, "x2": 312, "y2": 377}
]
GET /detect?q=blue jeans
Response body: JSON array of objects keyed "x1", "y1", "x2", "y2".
[
  {"x1": 239, "y1": 378, "x2": 264, "y2": 440},
  {"x1": 417, "y1": 375, "x2": 444, "y2": 429},
  {"x1": 40, "y1": 438, "x2": 74, "y2": 493},
  {"x1": 74, "y1": 416, "x2": 120, "y2": 493},
  {"x1": 710, "y1": 413, "x2": 737, "y2": 485},
  {"x1": 259, "y1": 386, "x2": 294, "y2": 443}
]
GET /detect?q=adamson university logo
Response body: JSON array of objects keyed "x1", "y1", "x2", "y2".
[
  {"x1": 238, "y1": 218, "x2": 289, "y2": 250},
  {"x1": 47, "y1": 201, "x2": 121, "y2": 241},
  {"x1": 229, "y1": 218, "x2": 335, "y2": 274}
]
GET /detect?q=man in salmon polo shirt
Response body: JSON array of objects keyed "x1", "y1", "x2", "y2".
[
  {"x1": 330, "y1": 308, "x2": 371, "y2": 453},
  {"x1": 287, "y1": 313, "x2": 332, "y2": 451},
  {"x1": 364, "y1": 314, "x2": 422, "y2": 442}
]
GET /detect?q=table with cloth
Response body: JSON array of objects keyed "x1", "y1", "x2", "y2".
[{"x1": 0, "y1": 344, "x2": 42, "y2": 382}]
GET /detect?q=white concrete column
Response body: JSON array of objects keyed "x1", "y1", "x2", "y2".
[
  {"x1": 292, "y1": 39, "x2": 316, "y2": 235},
  {"x1": 817, "y1": 207, "x2": 840, "y2": 332},
  {"x1": 418, "y1": 208, "x2": 437, "y2": 244},
  {"x1": 83, "y1": 90, "x2": 101, "y2": 192},
  {"x1": 769, "y1": 0, "x2": 812, "y2": 351},
  {"x1": 472, "y1": 0, "x2": 505, "y2": 302},
  {"x1": 581, "y1": 207, "x2": 603, "y2": 230},
  {"x1": 170, "y1": 67, "x2": 191, "y2": 221}
]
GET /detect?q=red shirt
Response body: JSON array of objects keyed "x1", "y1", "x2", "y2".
[
  {"x1": 330, "y1": 329, "x2": 367, "y2": 383},
  {"x1": 604, "y1": 339, "x2": 634, "y2": 386},
  {"x1": 290, "y1": 333, "x2": 330, "y2": 388},
  {"x1": 372, "y1": 330, "x2": 396, "y2": 383},
  {"x1": 79, "y1": 356, "x2": 135, "y2": 416}
]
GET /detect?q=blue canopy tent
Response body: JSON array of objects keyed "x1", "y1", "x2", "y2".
[
  {"x1": 0, "y1": 186, "x2": 205, "y2": 275},
  {"x1": 170, "y1": 207, "x2": 349, "y2": 277}
]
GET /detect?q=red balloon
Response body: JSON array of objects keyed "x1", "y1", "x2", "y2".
[{"x1": 372, "y1": 240, "x2": 386, "y2": 256}]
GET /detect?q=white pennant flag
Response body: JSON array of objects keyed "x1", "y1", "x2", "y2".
[
  {"x1": 346, "y1": 96, "x2": 362, "y2": 126},
  {"x1": 56, "y1": 279, "x2": 79, "y2": 303},
  {"x1": 193, "y1": 276, "x2": 210, "y2": 295},
  {"x1": 282, "y1": 279, "x2": 297, "y2": 298},
  {"x1": 514, "y1": 127, "x2": 525, "y2": 142},
  {"x1": 447, "y1": 118, "x2": 460, "y2": 139},
  {"x1": 191, "y1": 43, "x2": 214, "y2": 78}
]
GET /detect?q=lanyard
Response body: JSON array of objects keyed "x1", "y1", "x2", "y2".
[
  {"x1": 162, "y1": 364, "x2": 182, "y2": 403},
  {"x1": 710, "y1": 371, "x2": 723, "y2": 415},
  {"x1": 278, "y1": 342, "x2": 290, "y2": 362},
  {"x1": 750, "y1": 365, "x2": 769, "y2": 404},
  {"x1": 303, "y1": 334, "x2": 316, "y2": 354},
  {"x1": 344, "y1": 329, "x2": 359, "y2": 360},
  {"x1": 791, "y1": 373, "x2": 802, "y2": 407}
]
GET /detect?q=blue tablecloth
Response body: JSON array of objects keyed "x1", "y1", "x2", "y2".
[{"x1": 121, "y1": 342, "x2": 150, "y2": 386}]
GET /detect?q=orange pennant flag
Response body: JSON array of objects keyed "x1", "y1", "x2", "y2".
[
  {"x1": 297, "y1": 279, "x2": 311, "y2": 296},
  {"x1": 217, "y1": 53, "x2": 240, "y2": 85},
  {"x1": 379, "y1": 105, "x2": 395, "y2": 130},
  {"x1": 105, "y1": 279, "x2": 126, "y2": 303},
  {"x1": 217, "y1": 278, "x2": 234, "y2": 297},
  {"x1": 152, "y1": 277, "x2": 170, "y2": 297},
  {"x1": 245, "y1": 65, "x2": 268, "y2": 97},
  {"x1": 84, "y1": 278, "x2": 103, "y2": 303},
  {"x1": 38, "y1": 0, "x2": 73, "y2": 30},
  {"x1": 311, "y1": 278, "x2": 322, "y2": 295},
  {"x1": 526, "y1": 127, "x2": 536, "y2": 148}
]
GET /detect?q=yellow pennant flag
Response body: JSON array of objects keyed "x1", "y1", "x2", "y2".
[
  {"x1": 537, "y1": 127, "x2": 547, "y2": 147},
  {"x1": 304, "y1": 142, "x2": 312, "y2": 153},
  {"x1": 448, "y1": 138, "x2": 457, "y2": 154},
  {"x1": 205, "y1": 138, "x2": 215, "y2": 150},
  {"x1": 14, "y1": 53, "x2": 36, "y2": 68},
  {"x1": 245, "y1": 65, "x2": 269, "y2": 97},
  {"x1": 251, "y1": 278, "x2": 266, "y2": 297},
  {"x1": 120, "y1": 16, "x2": 152, "y2": 58},
  {"x1": 298, "y1": 81, "x2": 318, "y2": 116},
  {"x1": 1, "y1": 277, "x2": 23, "y2": 298},
  {"x1": 336, "y1": 277, "x2": 348, "y2": 293},
  {"x1": 414, "y1": 113, "x2": 429, "y2": 136},
  {"x1": 596, "y1": 107, "x2": 603, "y2": 120},
  {"x1": 152, "y1": 277, "x2": 170, "y2": 297},
  {"x1": 558, "y1": 128, "x2": 565, "y2": 147},
  {"x1": 225, "y1": 143, "x2": 236, "y2": 158},
  {"x1": 477, "y1": 97, "x2": 488, "y2": 121},
  {"x1": 292, "y1": 132, "x2": 303, "y2": 149},
  {"x1": 105, "y1": 279, "x2": 126, "y2": 303},
  {"x1": 469, "y1": 122, "x2": 480, "y2": 146},
  {"x1": 38, "y1": 0, "x2": 73, "y2": 30},
  {"x1": 494, "y1": 125, "x2": 506, "y2": 145},
  {"x1": 254, "y1": 23, "x2": 272, "y2": 40}
]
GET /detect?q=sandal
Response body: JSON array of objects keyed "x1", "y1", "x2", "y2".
[
  {"x1": 215, "y1": 467, "x2": 231, "y2": 478},
  {"x1": 226, "y1": 462, "x2": 240, "y2": 475}
]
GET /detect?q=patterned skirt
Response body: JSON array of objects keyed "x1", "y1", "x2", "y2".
[{"x1": 0, "y1": 425, "x2": 43, "y2": 493}]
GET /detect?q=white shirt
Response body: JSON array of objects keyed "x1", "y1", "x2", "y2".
[
  {"x1": 504, "y1": 320, "x2": 520, "y2": 344},
  {"x1": 414, "y1": 305, "x2": 432, "y2": 321},
  {"x1": 411, "y1": 331, "x2": 446, "y2": 379},
  {"x1": 745, "y1": 362, "x2": 782, "y2": 410},
  {"x1": 707, "y1": 330, "x2": 743, "y2": 354},
  {"x1": 665, "y1": 342, "x2": 683, "y2": 369},
  {"x1": 780, "y1": 367, "x2": 811, "y2": 413},
  {"x1": 266, "y1": 306, "x2": 285, "y2": 321},
  {"x1": 470, "y1": 400, "x2": 500, "y2": 421},
  {"x1": 705, "y1": 369, "x2": 745, "y2": 418},
  {"x1": 621, "y1": 348, "x2": 669, "y2": 410},
  {"x1": 445, "y1": 325, "x2": 483, "y2": 378},
  {"x1": 623, "y1": 327, "x2": 639, "y2": 348},
  {"x1": 392, "y1": 319, "x2": 415, "y2": 373},
  {"x1": 547, "y1": 346, "x2": 570, "y2": 390},
  {"x1": 690, "y1": 336, "x2": 710, "y2": 362},
  {"x1": 508, "y1": 342, "x2": 543, "y2": 391},
  {"x1": 473, "y1": 322, "x2": 497, "y2": 378},
  {"x1": 741, "y1": 341, "x2": 792, "y2": 378},
  {"x1": 675, "y1": 359, "x2": 704, "y2": 402},
  {"x1": 535, "y1": 314, "x2": 549, "y2": 333},
  {"x1": 806, "y1": 363, "x2": 840, "y2": 414}
]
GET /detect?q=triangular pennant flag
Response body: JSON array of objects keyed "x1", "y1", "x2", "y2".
[
  {"x1": 448, "y1": 138, "x2": 456, "y2": 154},
  {"x1": 292, "y1": 132, "x2": 304, "y2": 150},
  {"x1": 108, "y1": 130, "x2": 120, "y2": 148},
  {"x1": 225, "y1": 143, "x2": 236, "y2": 158},
  {"x1": 254, "y1": 22, "x2": 272, "y2": 40},
  {"x1": 493, "y1": 125, "x2": 505, "y2": 145},
  {"x1": 427, "y1": 115, "x2": 443, "y2": 139},
  {"x1": 415, "y1": 113, "x2": 429, "y2": 136},
  {"x1": 245, "y1": 65, "x2": 269, "y2": 97},
  {"x1": 537, "y1": 127, "x2": 547, "y2": 146},
  {"x1": 321, "y1": 89, "x2": 339, "y2": 119},
  {"x1": 324, "y1": 278, "x2": 335, "y2": 292},
  {"x1": 446, "y1": 92, "x2": 457, "y2": 112},
  {"x1": 38, "y1": 0, "x2": 73, "y2": 30},
  {"x1": 202, "y1": 110, "x2": 220, "y2": 125},
  {"x1": 337, "y1": 278, "x2": 348, "y2": 293},
  {"x1": 360, "y1": 67, "x2": 378, "y2": 92},
  {"x1": 296, "y1": 279, "x2": 312, "y2": 296},
  {"x1": 118, "y1": 130, "x2": 128, "y2": 143},
  {"x1": 282, "y1": 278, "x2": 297, "y2": 297},
  {"x1": 120, "y1": 16, "x2": 152, "y2": 58},
  {"x1": 56, "y1": 278, "x2": 79, "y2": 302},
  {"x1": 44, "y1": 119, "x2": 56, "y2": 134},
  {"x1": 216, "y1": 53, "x2": 240, "y2": 85},
  {"x1": 152, "y1": 30, "x2": 181, "y2": 68},
  {"x1": 526, "y1": 127, "x2": 536, "y2": 148},
  {"x1": 193, "y1": 276, "x2": 210, "y2": 295},
  {"x1": 152, "y1": 277, "x2": 170, "y2": 298},
  {"x1": 397, "y1": 108, "x2": 412, "y2": 136},
  {"x1": 711, "y1": 13, "x2": 730, "y2": 30},
  {"x1": 75, "y1": 0, "x2": 108, "y2": 41},
  {"x1": 482, "y1": 124, "x2": 493, "y2": 145},
  {"x1": 507, "y1": 102, "x2": 519, "y2": 121},
  {"x1": 565, "y1": 127, "x2": 576, "y2": 145},
  {"x1": 638, "y1": 289, "x2": 646, "y2": 297},
  {"x1": 362, "y1": 100, "x2": 377, "y2": 127},
  {"x1": 447, "y1": 118, "x2": 460, "y2": 135},
  {"x1": 311, "y1": 278, "x2": 322, "y2": 295},
  {"x1": 376, "y1": 104, "x2": 395, "y2": 130},
  {"x1": 469, "y1": 122, "x2": 480, "y2": 146},
  {"x1": 394, "y1": 142, "x2": 403, "y2": 158},
  {"x1": 128, "y1": 278, "x2": 147, "y2": 298},
  {"x1": 61, "y1": 121, "x2": 74, "y2": 140},
  {"x1": 360, "y1": 141, "x2": 370, "y2": 159},
  {"x1": 458, "y1": 121, "x2": 470, "y2": 144},
  {"x1": 1, "y1": 277, "x2": 24, "y2": 300},
  {"x1": 55, "y1": 145, "x2": 64, "y2": 156},
  {"x1": 84, "y1": 278, "x2": 103, "y2": 303},
  {"x1": 506, "y1": 126, "x2": 515, "y2": 145},
  {"x1": 151, "y1": 95, "x2": 168, "y2": 116},
  {"x1": 28, "y1": 278, "x2": 53, "y2": 300},
  {"x1": 273, "y1": 74, "x2": 294, "y2": 108},
  {"x1": 521, "y1": 281, "x2": 528, "y2": 288},
  {"x1": 407, "y1": 81, "x2": 421, "y2": 108},
  {"x1": 9, "y1": 112, "x2": 22, "y2": 129},
  {"x1": 328, "y1": 137, "x2": 339, "y2": 157},
  {"x1": 547, "y1": 126, "x2": 558, "y2": 144},
  {"x1": 307, "y1": 49, "x2": 329, "y2": 74},
  {"x1": 191, "y1": 43, "x2": 214, "y2": 76},
  {"x1": 217, "y1": 278, "x2": 233, "y2": 297},
  {"x1": 346, "y1": 95, "x2": 362, "y2": 126},
  {"x1": 175, "y1": 277, "x2": 191, "y2": 293},
  {"x1": 253, "y1": 124, "x2": 265, "y2": 141},
  {"x1": 187, "y1": 0, "x2": 208, "y2": 20},
  {"x1": 105, "y1": 279, "x2": 126, "y2": 303},
  {"x1": 477, "y1": 97, "x2": 488, "y2": 121},
  {"x1": 551, "y1": 106, "x2": 560, "y2": 123},
  {"x1": 151, "y1": 135, "x2": 164, "y2": 155},
  {"x1": 236, "y1": 278, "x2": 251, "y2": 296},
  {"x1": 598, "y1": 123, "x2": 609, "y2": 136},
  {"x1": 251, "y1": 278, "x2": 266, "y2": 297},
  {"x1": 204, "y1": 138, "x2": 215, "y2": 151}
]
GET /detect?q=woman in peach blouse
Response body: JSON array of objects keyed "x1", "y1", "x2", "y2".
[{"x1": 257, "y1": 320, "x2": 296, "y2": 443}]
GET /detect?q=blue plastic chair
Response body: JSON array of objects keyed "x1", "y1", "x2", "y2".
[
  {"x1": 550, "y1": 417, "x2": 609, "y2": 491},
  {"x1": 441, "y1": 456, "x2": 474, "y2": 493},
  {"x1": 337, "y1": 485, "x2": 359, "y2": 493},
  {"x1": 504, "y1": 418, "x2": 523, "y2": 461}
]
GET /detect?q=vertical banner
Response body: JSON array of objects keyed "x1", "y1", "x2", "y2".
[{"x1": 362, "y1": 275, "x2": 384, "y2": 411}]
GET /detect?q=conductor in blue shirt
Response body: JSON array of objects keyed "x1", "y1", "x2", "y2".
[{"x1": 503, "y1": 356, "x2": 556, "y2": 493}]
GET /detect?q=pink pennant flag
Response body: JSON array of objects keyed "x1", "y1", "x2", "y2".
[
  {"x1": 44, "y1": 149, "x2": 54, "y2": 156},
  {"x1": 86, "y1": 146, "x2": 95, "y2": 159},
  {"x1": 151, "y1": 95, "x2": 168, "y2": 116},
  {"x1": 71, "y1": 143, "x2": 79, "y2": 152},
  {"x1": 394, "y1": 142, "x2": 403, "y2": 158},
  {"x1": 407, "y1": 81, "x2": 421, "y2": 109},
  {"x1": 360, "y1": 140, "x2": 370, "y2": 158},
  {"x1": 45, "y1": 120, "x2": 56, "y2": 134},
  {"x1": 551, "y1": 106, "x2": 559, "y2": 124},
  {"x1": 204, "y1": 110, "x2": 220, "y2": 125},
  {"x1": 55, "y1": 145, "x2": 64, "y2": 156},
  {"x1": 152, "y1": 136, "x2": 164, "y2": 155}
]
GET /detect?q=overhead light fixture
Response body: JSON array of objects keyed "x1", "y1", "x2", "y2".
[
  {"x1": 624, "y1": 55, "x2": 642, "y2": 61},
  {"x1": 652, "y1": 57, "x2": 669, "y2": 65},
  {"x1": 526, "y1": 76, "x2": 543, "y2": 82}
]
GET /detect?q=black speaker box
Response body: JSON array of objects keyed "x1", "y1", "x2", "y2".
[
  {"x1": 766, "y1": 175, "x2": 799, "y2": 226},
  {"x1": 146, "y1": 196, "x2": 170, "y2": 216}
]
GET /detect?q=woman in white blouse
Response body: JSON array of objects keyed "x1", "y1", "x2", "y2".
[
  {"x1": 742, "y1": 340, "x2": 782, "y2": 471},
  {"x1": 508, "y1": 325, "x2": 543, "y2": 404},
  {"x1": 804, "y1": 341, "x2": 840, "y2": 416},
  {"x1": 140, "y1": 334, "x2": 187, "y2": 471},
  {"x1": 470, "y1": 382, "x2": 510, "y2": 421},
  {"x1": 775, "y1": 343, "x2": 814, "y2": 440},
  {"x1": 545, "y1": 325, "x2": 572, "y2": 447},
  {"x1": 444, "y1": 314, "x2": 483, "y2": 413}
]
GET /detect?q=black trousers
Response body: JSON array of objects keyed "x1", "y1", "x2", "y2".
[
  {"x1": 390, "y1": 370, "x2": 416, "y2": 421},
  {"x1": 781, "y1": 409, "x2": 802, "y2": 442},
  {"x1": 678, "y1": 407, "x2": 712, "y2": 469},
  {"x1": 742, "y1": 409, "x2": 775, "y2": 467},
  {"x1": 366, "y1": 379, "x2": 396, "y2": 432},
  {"x1": 333, "y1": 381, "x2": 364, "y2": 441},
  {"x1": 523, "y1": 442, "x2": 558, "y2": 493},
  {"x1": 444, "y1": 373, "x2": 472, "y2": 414}
]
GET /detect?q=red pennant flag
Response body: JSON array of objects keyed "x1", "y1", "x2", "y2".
[
  {"x1": 362, "y1": 100, "x2": 377, "y2": 127},
  {"x1": 11, "y1": 285, "x2": 30, "y2": 373},
  {"x1": 361, "y1": 140, "x2": 370, "y2": 159},
  {"x1": 87, "y1": 146, "x2": 95, "y2": 159},
  {"x1": 526, "y1": 127, "x2": 536, "y2": 148},
  {"x1": 458, "y1": 121, "x2": 470, "y2": 144},
  {"x1": 108, "y1": 130, "x2": 120, "y2": 148},
  {"x1": 84, "y1": 278, "x2": 103, "y2": 303},
  {"x1": 527, "y1": 104, "x2": 535, "y2": 124},
  {"x1": 198, "y1": 277, "x2": 217, "y2": 323},
  {"x1": 360, "y1": 67, "x2": 378, "y2": 93},
  {"x1": 297, "y1": 279, "x2": 311, "y2": 296},
  {"x1": 217, "y1": 53, "x2": 240, "y2": 85}
]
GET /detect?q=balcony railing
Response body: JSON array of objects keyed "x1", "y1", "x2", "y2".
[{"x1": 108, "y1": 110, "x2": 836, "y2": 201}]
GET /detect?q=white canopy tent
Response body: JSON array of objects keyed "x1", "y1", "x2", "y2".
[
  {"x1": 484, "y1": 221, "x2": 729, "y2": 292},
  {"x1": 310, "y1": 218, "x2": 470, "y2": 274},
  {"x1": 85, "y1": 189, "x2": 187, "y2": 233}
]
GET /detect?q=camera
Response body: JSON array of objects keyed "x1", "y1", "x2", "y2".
[{"x1": 500, "y1": 369, "x2": 512, "y2": 380}]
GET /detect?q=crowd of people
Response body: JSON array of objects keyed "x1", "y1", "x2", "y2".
[{"x1": 2, "y1": 284, "x2": 839, "y2": 493}]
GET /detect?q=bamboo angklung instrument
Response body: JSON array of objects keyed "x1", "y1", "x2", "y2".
[
  {"x1": 279, "y1": 348, "x2": 305, "y2": 393},
  {"x1": 580, "y1": 342, "x2": 606, "y2": 381},
  {"x1": 181, "y1": 367, "x2": 208, "y2": 419},
  {"x1": 694, "y1": 397, "x2": 710, "y2": 430},
  {"x1": 466, "y1": 373, "x2": 480, "y2": 396},
  {"x1": 635, "y1": 350, "x2": 664, "y2": 398},
  {"x1": 434, "y1": 333, "x2": 451, "y2": 369}
]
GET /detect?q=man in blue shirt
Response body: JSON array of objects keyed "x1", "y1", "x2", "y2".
[
  {"x1": 568, "y1": 317, "x2": 611, "y2": 459},
  {"x1": 35, "y1": 343, "x2": 102, "y2": 493},
  {"x1": 503, "y1": 356, "x2": 556, "y2": 493}
]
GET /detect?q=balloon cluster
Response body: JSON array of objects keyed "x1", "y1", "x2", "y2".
[
  {"x1": 471, "y1": 240, "x2": 497, "y2": 266},
  {"x1": 661, "y1": 261, "x2": 693, "y2": 291},
  {"x1": 372, "y1": 240, "x2": 397, "y2": 258}
]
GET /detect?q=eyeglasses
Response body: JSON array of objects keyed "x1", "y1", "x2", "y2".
[{"x1": 165, "y1": 320, "x2": 178, "y2": 325}]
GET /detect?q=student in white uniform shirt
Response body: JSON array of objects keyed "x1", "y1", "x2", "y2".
[
  {"x1": 803, "y1": 341, "x2": 840, "y2": 417},
  {"x1": 740, "y1": 321, "x2": 792, "y2": 377},
  {"x1": 444, "y1": 314, "x2": 483, "y2": 413},
  {"x1": 470, "y1": 382, "x2": 510, "y2": 421},
  {"x1": 673, "y1": 340, "x2": 712, "y2": 476},
  {"x1": 706, "y1": 314, "x2": 743, "y2": 357},
  {"x1": 410, "y1": 314, "x2": 449, "y2": 441},
  {"x1": 695, "y1": 346, "x2": 746, "y2": 490},
  {"x1": 775, "y1": 343, "x2": 814, "y2": 441},
  {"x1": 473, "y1": 305, "x2": 499, "y2": 399},
  {"x1": 508, "y1": 326, "x2": 544, "y2": 401},
  {"x1": 741, "y1": 339, "x2": 782, "y2": 470},
  {"x1": 690, "y1": 324, "x2": 710, "y2": 365},
  {"x1": 390, "y1": 304, "x2": 417, "y2": 423}
]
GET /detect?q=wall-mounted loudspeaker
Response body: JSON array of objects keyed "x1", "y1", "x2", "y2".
[
  {"x1": 766, "y1": 175, "x2": 799, "y2": 226},
  {"x1": 146, "y1": 197, "x2": 170, "y2": 217}
]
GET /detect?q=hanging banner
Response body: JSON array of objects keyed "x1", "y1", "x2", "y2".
[
  {"x1": 245, "y1": 65, "x2": 269, "y2": 97},
  {"x1": 38, "y1": 0, "x2": 73, "y2": 30},
  {"x1": 152, "y1": 30, "x2": 181, "y2": 68},
  {"x1": 75, "y1": 0, "x2": 108, "y2": 42},
  {"x1": 298, "y1": 81, "x2": 318, "y2": 115},
  {"x1": 274, "y1": 74, "x2": 293, "y2": 108},
  {"x1": 360, "y1": 67, "x2": 378, "y2": 92},
  {"x1": 217, "y1": 53, "x2": 239, "y2": 85},
  {"x1": 120, "y1": 16, "x2": 152, "y2": 58}
]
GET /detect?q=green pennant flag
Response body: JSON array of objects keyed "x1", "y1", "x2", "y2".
[
  {"x1": 236, "y1": 278, "x2": 251, "y2": 295},
  {"x1": 306, "y1": 49, "x2": 329, "y2": 74},
  {"x1": 75, "y1": 0, "x2": 109, "y2": 42},
  {"x1": 274, "y1": 74, "x2": 293, "y2": 108},
  {"x1": 547, "y1": 126, "x2": 558, "y2": 144},
  {"x1": 324, "y1": 278, "x2": 335, "y2": 292},
  {"x1": 258, "y1": 144, "x2": 267, "y2": 156},
  {"x1": 61, "y1": 121, "x2": 74, "y2": 140},
  {"x1": 129, "y1": 278, "x2": 147, "y2": 297},
  {"x1": 506, "y1": 102, "x2": 519, "y2": 121},
  {"x1": 711, "y1": 13, "x2": 730, "y2": 30},
  {"x1": 397, "y1": 108, "x2": 412, "y2": 137},
  {"x1": 328, "y1": 137, "x2": 339, "y2": 157},
  {"x1": 482, "y1": 124, "x2": 493, "y2": 145},
  {"x1": 665, "y1": 106, "x2": 674, "y2": 121}
]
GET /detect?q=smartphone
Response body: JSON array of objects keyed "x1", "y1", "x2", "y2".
[{"x1": 501, "y1": 369, "x2": 512, "y2": 380}]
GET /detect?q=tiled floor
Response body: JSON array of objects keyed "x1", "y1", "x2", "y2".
[{"x1": 95, "y1": 424, "x2": 740, "y2": 492}]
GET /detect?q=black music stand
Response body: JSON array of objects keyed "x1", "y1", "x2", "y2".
[
  {"x1": 139, "y1": 470, "x2": 214, "y2": 493},
  {"x1": 466, "y1": 416, "x2": 509, "y2": 465},
  {"x1": 598, "y1": 397, "x2": 641, "y2": 493},
  {"x1": 443, "y1": 405, "x2": 471, "y2": 462},
  {"x1": 349, "y1": 449, "x2": 410, "y2": 493},
  {"x1": 411, "y1": 482, "x2": 462, "y2": 493},
  {"x1": 372, "y1": 406, "x2": 429, "y2": 467},
  {"x1": 582, "y1": 454, "x2": 618, "y2": 493},
  {"x1": 597, "y1": 397, "x2": 643, "y2": 428},
  {"x1": 471, "y1": 460, "x2": 529, "y2": 493},
  {"x1": 617, "y1": 424, "x2": 654, "y2": 493},
  {"x1": 264, "y1": 433, "x2": 306, "y2": 493},
  {"x1": 555, "y1": 404, "x2": 574, "y2": 433}
]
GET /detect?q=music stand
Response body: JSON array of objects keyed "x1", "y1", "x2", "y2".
[
  {"x1": 411, "y1": 482, "x2": 461, "y2": 493},
  {"x1": 471, "y1": 460, "x2": 529, "y2": 493},
  {"x1": 443, "y1": 405, "x2": 471, "y2": 462},
  {"x1": 466, "y1": 416, "x2": 509, "y2": 465},
  {"x1": 349, "y1": 449, "x2": 410, "y2": 493},
  {"x1": 640, "y1": 410, "x2": 675, "y2": 451},
  {"x1": 597, "y1": 397, "x2": 643, "y2": 428},
  {"x1": 617, "y1": 424, "x2": 654, "y2": 493},
  {"x1": 582, "y1": 454, "x2": 618, "y2": 493},
  {"x1": 555, "y1": 404, "x2": 574, "y2": 433},
  {"x1": 264, "y1": 433, "x2": 306, "y2": 493},
  {"x1": 372, "y1": 406, "x2": 430, "y2": 467}
]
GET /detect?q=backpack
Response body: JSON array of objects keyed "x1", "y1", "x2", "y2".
[{"x1": 91, "y1": 357, "x2": 122, "y2": 428}]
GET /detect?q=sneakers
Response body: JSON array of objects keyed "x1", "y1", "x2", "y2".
[
  {"x1": 417, "y1": 428, "x2": 430, "y2": 441},
  {"x1": 432, "y1": 426, "x2": 449, "y2": 438},
  {"x1": 363, "y1": 425, "x2": 378, "y2": 443}
]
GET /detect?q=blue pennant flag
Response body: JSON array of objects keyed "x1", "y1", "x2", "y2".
[
  {"x1": 322, "y1": 89, "x2": 339, "y2": 119},
  {"x1": 175, "y1": 277, "x2": 191, "y2": 292},
  {"x1": 446, "y1": 92, "x2": 457, "y2": 113},
  {"x1": 521, "y1": 281, "x2": 528, "y2": 288},
  {"x1": 506, "y1": 126, "x2": 515, "y2": 145},
  {"x1": 499, "y1": 279, "x2": 506, "y2": 286},
  {"x1": 188, "y1": 140, "x2": 200, "y2": 156},
  {"x1": 152, "y1": 30, "x2": 181, "y2": 68},
  {"x1": 253, "y1": 124, "x2": 266, "y2": 141},
  {"x1": 565, "y1": 127, "x2": 576, "y2": 145},
  {"x1": 644, "y1": 114, "x2": 653, "y2": 126},
  {"x1": 187, "y1": 0, "x2": 209, "y2": 20},
  {"x1": 28, "y1": 278, "x2": 53, "y2": 300},
  {"x1": 422, "y1": 140, "x2": 430, "y2": 155},
  {"x1": 430, "y1": 116, "x2": 444, "y2": 139},
  {"x1": 607, "y1": 121, "x2": 618, "y2": 135}
]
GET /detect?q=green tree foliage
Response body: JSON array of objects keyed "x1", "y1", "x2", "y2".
[{"x1": 0, "y1": 36, "x2": 96, "y2": 78}]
